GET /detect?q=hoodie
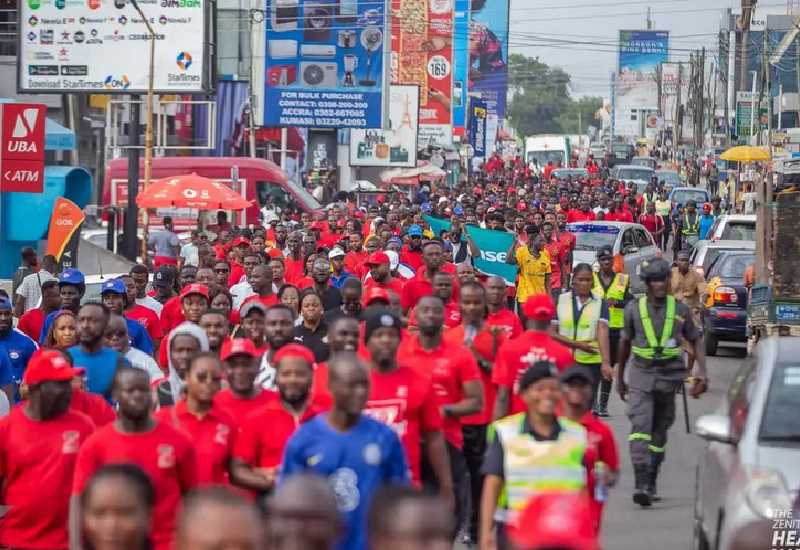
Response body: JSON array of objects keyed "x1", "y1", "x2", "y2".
[{"x1": 160, "y1": 322, "x2": 209, "y2": 406}]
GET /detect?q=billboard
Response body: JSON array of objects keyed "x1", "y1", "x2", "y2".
[
  {"x1": 618, "y1": 30, "x2": 669, "y2": 74},
  {"x1": 263, "y1": 0, "x2": 390, "y2": 129},
  {"x1": 19, "y1": 0, "x2": 209, "y2": 93},
  {"x1": 391, "y1": 0, "x2": 454, "y2": 148},
  {"x1": 614, "y1": 30, "x2": 668, "y2": 137},
  {"x1": 470, "y1": 0, "x2": 509, "y2": 119},
  {"x1": 350, "y1": 85, "x2": 419, "y2": 167},
  {"x1": 0, "y1": 103, "x2": 46, "y2": 193},
  {"x1": 468, "y1": 97, "x2": 487, "y2": 158},
  {"x1": 451, "y1": 0, "x2": 469, "y2": 135}
]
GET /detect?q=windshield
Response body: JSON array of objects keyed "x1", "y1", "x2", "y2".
[
  {"x1": 672, "y1": 189, "x2": 708, "y2": 205},
  {"x1": 656, "y1": 171, "x2": 681, "y2": 185},
  {"x1": 716, "y1": 253, "x2": 754, "y2": 279},
  {"x1": 631, "y1": 158, "x2": 656, "y2": 168},
  {"x1": 527, "y1": 150, "x2": 565, "y2": 166},
  {"x1": 721, "y1": 221, "x2": 756, "y2": 241},
  {"x1": 759, "y1": 364, "x2": 800, "y2": 445},
  {"x1": 569, "y1": 224, "x2": 619, "y2": 251},
  {"x1": 616, "y1": 168, "x2": 654, "y2": 182},
  {"x1": 553, "y1": 169, "x2": 588, "y2": 180}
]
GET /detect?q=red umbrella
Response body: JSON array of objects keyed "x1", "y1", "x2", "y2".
[{"x1": 136, "y1": 173, "x2": 252, "y2": 210}]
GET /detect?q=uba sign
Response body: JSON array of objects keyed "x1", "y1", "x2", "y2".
[{"x1": 0, "y1": 103, "x2": 46, "y2": 193}]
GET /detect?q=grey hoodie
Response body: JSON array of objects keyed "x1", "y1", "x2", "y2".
[{"x1": 163, "y1": 322, "x2": 209, "y2": 405}]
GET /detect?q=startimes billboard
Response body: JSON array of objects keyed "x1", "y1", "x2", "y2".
[{"x1": 618, "y1": 30, "x2": 669, "y2": 73}]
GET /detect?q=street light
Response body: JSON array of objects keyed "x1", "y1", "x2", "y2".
[{"x1": 129, "y1": 0, "x2": 156, "y2": 263}]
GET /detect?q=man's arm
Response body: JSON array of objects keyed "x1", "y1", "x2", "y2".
[
  {"x1": 445, "y1": 379, "x2": 483, "y2": 418},
  {"x1": 12, "y1": 290, "x2": 25, "y2": 318},
  {"x1": 479, "y1": 475, "x2": 503, "y2": 550},
  {"x1": 506, "y1": 241, "x2": 518, "y2": 265},
  {"x1": 229, "y1": 459, "x2": 275, "y2": 493},
  {"x1": 597, "y1": 321, "x2": 612, "y2": 380},
  {"x1": 69, "y1": 495, "x2": 82, "y2": 550},
  {"x1": 492, "y1": 386, "x2": 510, "y2": 421}
]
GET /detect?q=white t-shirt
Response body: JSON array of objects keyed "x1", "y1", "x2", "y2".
[
  {"x1": 136, "y1": 295, "x2": 163, "y2": 317},
  {"x1": 125, "y1": 348, "x2": 164, "y2": 381},
  {"x1": 15, "y1": 270, "x2": 56, "y2": 313},
  {"x1": 179, "y1": 243, "x2": 199, "y2": 267},
  {"x1": 230, "y1": 281, "x2": 254, "y2": 310}
]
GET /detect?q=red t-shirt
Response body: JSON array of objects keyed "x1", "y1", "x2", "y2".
[
  {"x1": 228, "y1": 263, "x2": 245, "y2": 288},
  {"x1": 70, "y1": 389, "x2": 116, "y2": 427},
  {"x1": 400, "y1": 264, "x2": 458, "y2": 311},
  {"x1": 397, "y1": 336, "x2": 480, "y2": 449},
  {"x1": 407, "y1": 301, "x2": 462, "y2": 329},
  {"x1": 155, "y1": 401, "x2": 236, "y2": 486},
  {"x1": 579, "y1": 411, "x2": 620, "y2": 531},
  {"x1": 399, "y1": 246, "x2": 424, "y2": 272},
  {"x1": 486, "y1": 308, "x2": 523, "y2": 339},
  {"x1": 73, "y1": 422, "x2": 198, "y2": 550},
  {"x1": 159, "y1": 295, "x2": 185, "y2": 334},
  {"x1": 214, "y1": 388, "x2": 276, "y2": 428},
  {"x1": 638, "y1": 213, "x2": 663, "y2": 235},
  {"x1": 283, "y1": 257, "x2": 305, "y2": 285},
  {"x1": 310, "y1": 361, "x2": 333, "y2": 410},
  {"x1": 566, "y1": 209, "x2": 596, "y2": 223},
  {"x1": 126, "y1": 304, "x2": 163, "y2": 342},
  {"x1": 606, "y1": 209, "x2": 634, "y2": 223},
  {"x1": 0, "y1": 407, "x2": 95, "y2": 550},
  {"x1": 365, "y1": 366, "x2": 443, "y2": 485},
  {"x1": 493, "y1": 330, "x2": 574, "y2": 414},
  {"x1": 16, "y1": 307, "x2": 45, "y2": 342},
  {"x1": 239, "y1": 292, "x2": 279, "y2": 313},
  {"x1": 545, "y1": 240, "x2": 563, "y2": 289},
  {"x1": 344, "y1": 250, "x2": 369, "y2": 277},
  {"x1": 234, "y1": 395, "x2": 322, "y2": 469},
  {"x1": 363, "y1": 276, "x2": 406, "y2": 299}
]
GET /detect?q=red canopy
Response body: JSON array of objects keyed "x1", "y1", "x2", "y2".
[{"x1": 136, "y1": 173, "x2": 252, "y2": 210}]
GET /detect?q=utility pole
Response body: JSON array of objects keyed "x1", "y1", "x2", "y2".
[
  {"x1": 689, "y1": 52, "x2": 696, "y2": 150},
  {"x1": 647, "y1": 6, "x2": 652, "y2": 30},
  {"x1": 697, "y1": 47, "x2": 706, "y2": 150},
  {"x1": 740, "y1": 0, "x2": 754, "y2": 96},
  {"x1": 757, "y1": 29, "x2": 768, "y2": 146},
  {"x1": 675, "y1": 62, "x2": 683, "y2": 163},
  {"x1": 124, "y1": 101, "x2": 141, "y2": 262}
]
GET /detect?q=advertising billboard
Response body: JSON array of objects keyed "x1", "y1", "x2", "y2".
[
  {"x1": 391, "y1": 0, "x2": 454, "y2": 148},
  {"x1": 618, "y1": 30, "x2": 669, "y2": 74},
  {"x1": 19, "y1": 0, "x2": 209, "y2": 93},
  {"x1": 469, "y1": 0, "x2": 509, "y2": 119},
  {"x1": 614, "y1": 30, "x2": 668, "y2": 138},
  {"x1": 350, "y1": 85, "x2": 419, "y2": 167},
  {"x1": 451, "y1": 0, "x2": 469, "y2": 136},
  {"x1": 0, "y1": 103, "x2": 46, "y2": 193},
  {"x1": 262, "y1": 0, "x2": 389, "y2": 129},
  {"x1": 468, "y1": 97, "x2": 487, "y2": 158}
]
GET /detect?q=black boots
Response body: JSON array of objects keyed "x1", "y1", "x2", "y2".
[
  {"x1": 649, "y1": 457, "x2": 663, "y2": 502},
  {"x1": 633, "y1": 464, "x2": 653, "y2": 507}
]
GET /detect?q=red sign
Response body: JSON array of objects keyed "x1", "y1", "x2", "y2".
[{"x1": 0, "y1": 103, "x2": 46, "y2": 193}]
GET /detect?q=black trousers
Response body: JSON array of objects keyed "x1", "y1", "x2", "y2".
[
  {"x1": 462, "y1": 424, "x2": 488, "y2": 538},
  {"x1": 421, "y1": 440, "x2": 468, "y2": 540},
  {"x1": 598, "y1": 329, "x2": 621, "y2": 409}
]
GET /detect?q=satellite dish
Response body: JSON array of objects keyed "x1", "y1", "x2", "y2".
[{"x1": 359, "y1": 27, "x2": 383, "y2": 86}]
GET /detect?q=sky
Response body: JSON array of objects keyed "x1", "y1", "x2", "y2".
[{"x1": 508, "y1": 0, "x2": 747, "y2": 97}]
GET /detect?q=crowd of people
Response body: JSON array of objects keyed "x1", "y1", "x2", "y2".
[{"x1": 0, "y1": 152, "x2": 732, "y2": 550}]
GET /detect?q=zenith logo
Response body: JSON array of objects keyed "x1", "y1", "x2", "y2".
[{"x1": 12, "y1": 109, "x2": 40, "y2": 139}]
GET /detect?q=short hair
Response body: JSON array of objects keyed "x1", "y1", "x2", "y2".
[
  {"x1": 243, "y1": 251, "x2": 262, "y2": 262},
  {"x1": 112, "y1": 364, "x2": 150, "y2": 391},
  {"x1": 277, "y1": 284, "x2": 299, "y2": 300},
  {"x1": 188, "y1": 351, "x2": 222, "y2": 374},
  {"x1": 266, "y1": 303, "x2": 296, "y2": 319},
  {"x1": 80, "y1": 301, "x2": 110, "y2": 318},
  {"x1": 299, "y1": 289, "x2": 322, "y2": 307},
  {"x1": 81, "y1": 463, "x2": 155, "y2": 510},
  {"x1": 41, "y1": 279, "x2": 59, "y2": 293},
  {"x1": 269, "y1": 256, "x2": 285, "y2": 266},
  {"x1": 573, "y1": 263, "x2": 594, "y2": 277},
  {"x1": 422, "y1": 239, "x2": 443, "y2": 251},
  {"x1": 460, "y1": 281, "x2": 485, "y2": 298},
  {"x1": 178, "y1": 487, "x2": 259, "y2": 535},
  {"x1": 368, "y1": 485, "x2": 452, "y2": 537},
  {"x1": 131, "y1": 263, "x2": 149, "y2": 276},
  {"x1": 200, "y1": 308, "x2": 229, "y2": 321},
  {"x1": 341, "y1": 278, "x2": 362, "y2": 292}
]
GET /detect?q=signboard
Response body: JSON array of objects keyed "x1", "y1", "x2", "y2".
[
  {"x1": 468, "y1": 97, "x2": 487, "y2": 158},
  {"x1": 736, "y1": 91, "x2": 755, "y2": 138},
  {"x1": 618, "y1": 30, "x2": 669, "y2": 74},
  {"x1": 18, "y1": 0, "x2": 209, "y2": 93},
  {"x1": 614, "y1": 30, "x2": 668, "y2": 138},
  {"x1": 262, "y1": 0, "x2": 389, "y2": 129},
  {"x1": 350, "y1": 85, "x2": 419, "y2": 167},
  {"x1": 0, "y1": 103, "x2": 46, "y2": 193},
  {"x1": 451, "y1": 0, "x2": 469, "y2": 135},
  {"x1": 391, "y1": 0, "x2": 454, "y2": 147},
  {"x1": 45, "y1": 197, "x2": 85, "y2": 271},
  {"x1": 470, "y1": 0, "x2": 510, "y2": 119}
]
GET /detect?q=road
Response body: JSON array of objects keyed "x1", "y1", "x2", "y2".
[{"x1": 454, "y1": 341, "x2": 745, "y2": 550}]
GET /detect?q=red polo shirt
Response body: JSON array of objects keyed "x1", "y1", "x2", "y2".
[
  {"x1": 397, "y1": 335, "x2": 480, "y2": 450},
  {"x1": 407, "y1": 301, "x2": 462, "y2": 329},
  {"x1": 344, "y1": 250, "x2": 369, "y2": 276},
  {"x1": 486, "y1": 308, "x2": 523, "y2": 339},
  {"x1": 493, "y1": 330, "x2": 574, "y2": 414},
  {"x1": 365, "y1": 365, "x2": 443, "y2": 485},
  {"x1": 126, "y1": 303, "x2": 163, "y2": 342},
  {"x1": 234, "y1": 395, "x2": 323, "y2": 469},
  {"x1": 566, "y1": 209, "x2": 596, "y2": 223},
  {"x1": 283, "y1": 257, "x2": 305, "y2": 285},
  {"x1": 0, "y1": 407, "x2": 95, "y2": 550},
  {"x1": 400, "y1": 264, "x2": 458, "y2": 311},
  {"x1": 159, "y1": 295, "x2": 185, "y2": 334},
  {"x1": 70, "y1": 389, "x2": 116, "y2": 427},
  {"x1": 364, "y1": 276, "x2": 406, "y2": 299},
  {"x1": 399, "y1": 246, "x2": 424, "y2": 271},
  {"x1": 73, "y1": 421, "x2": 198, "y2": 550},
  {"x1": 214, "y1": 389, "x2": 276, "y2": 429},
  {"x1": 155, "y1": 401, "x2": 236, "y2": 486}
]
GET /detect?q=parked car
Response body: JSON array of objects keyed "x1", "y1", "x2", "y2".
[
  {"x1": 655, "y1": 169, "x2": 681, "y2": 192},
  {"x1": 694, "y1": 335, "x2": 800, "y2": 550},
  {"x1": 702, "y1": 250, "x2": 755, "y2": 355},
  {"x1": 690, "y1": 240, "x2": 756, "y2": 277},
  {"x1": 631, "y1": 156, "x2": 658, "y2": 170},
  {"x1": 567, "y1": 221, "x2": 659, "y2": 293},
  {"x1": 669, "y1": 186, "x2": 710, "y2": 209},
  {"x1": 82, "y1": 273, "x2": 129, "y2": 304},
  {"x1": 704, "y1": 214, "x2": 757, "y2": 242}
]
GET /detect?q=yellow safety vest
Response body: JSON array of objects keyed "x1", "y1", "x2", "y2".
[
  {"x1": 655, "y1": 199, "x2": 671, "y2": 216},
  {"x1": 593, "y1": 272, "x2": 628, "y2": 329},
  {"x1": 682, "y1": 213, "x2": 699, "y2": 235},
  {"x1": 631, "y1": 296, "x2": 682, "y2": 361},
  {"x1": 557, "y1": 292, "x2": 602, "y2": 364},
  {"x1": 490, "y1": 413, "x2": 587, "y2": 523}
]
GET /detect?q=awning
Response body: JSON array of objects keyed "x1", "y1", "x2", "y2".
[
  {"x1": 252, "y1": 127, "x2": 305, "y2": 152},
  {"x1": 46, "y1": 118, "x2": 75, "y2": 151}
]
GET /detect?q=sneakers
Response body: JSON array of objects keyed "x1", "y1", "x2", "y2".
[
  {"x1": 633, "y1": 465, "x2": 653, "y2": 507},
  {"x1": 649, "y1": 459, "x2": 663, "y2": 502},
  {"x1": 595, "y1": 405, "x2": 610, "y2": 417}
]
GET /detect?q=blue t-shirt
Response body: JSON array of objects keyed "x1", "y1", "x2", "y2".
[
  {"x1": 281, "y1": 414, "x2": 410, "y2": 550},
  {"x1": 699, "y1": 214, "x2": 715, "y2": 240},
  {"x1": 0, "y1": 351, "x2": 13, "y2": 388},
  {"x1": 67, "y1": 346, "x2": 121, "y2": 400},
  {"x1": 125, "y1": 318, "x2": 153, "y2": 355},
  {"x1": 0, "y1": 329, "x2": 37, "y2": 386}
]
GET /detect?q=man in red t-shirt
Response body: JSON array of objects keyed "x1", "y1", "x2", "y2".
[
  {"x1": 344, "y1": 232, "x2": 369, "y2": 278},
  {"x1": 493, "y1": 294, "x2": 574, "y2": 418},
  {"x1": 485, "y1": 276, "x2": 523, "y2": 338},
  {"x1": 215, "y1": 338, "x2": 274, "y2": 424},
  {"x1": 362, "y1": 310, "x2": 455, "y2": 511},
  {"x1": 72, "y1": 366, "x2": 197, "y2": 550},
  {"x1": 542, "y1": 221, "x2": 563, "y2": 297},
  {"x1": 0, "y1": 350, "x2": 95, "y2": 550},
  {"x1": 401, "y1": 241, "x2": 458, "y2": 313},
  {"x1": 567, "y1": 198, "x2": 596, "y2": 223},
  {"x1": 364, "y1": 251, "x2": 405, "y2": 297},
  {"x1": 231, "y1": 344, "x2": 322, "y2": 494},
  {"x1": 638, "y1": 201, "x2": 665, "y2": 243},
  {"x1": 399, "y1": 225, "x2": 425, "y2": 271},
  {"x1": 238, "y1": 264, "x2": 279, "y2": 315},
  {"x1": 16, "y1": 279, "x2": 61, "y2": 342},
  {"x1": 121, "y1": 274, "x2": 163, "y2": 349}
]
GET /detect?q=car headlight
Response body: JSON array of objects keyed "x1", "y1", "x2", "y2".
[{"x1": 744, "y1": 466, "x2": 793, "y2": 518}]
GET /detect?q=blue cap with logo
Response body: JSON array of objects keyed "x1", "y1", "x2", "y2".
[
  {"x1": 100, "y1": 278, "x2": 126, "y2": 295},
  {"x1": 408, "y1": 224, "x2": 423, "y2": 237},
  {"x1": 58, "y1": 268, "x2": 85, "y2": 286},
  {"x1": 0, "y1": 296, "x2": 11, "y2": 311}
]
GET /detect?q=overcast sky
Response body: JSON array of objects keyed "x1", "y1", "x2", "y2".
[{"x1": 508, "y1": 0, "x2": 744, "y2": 97}]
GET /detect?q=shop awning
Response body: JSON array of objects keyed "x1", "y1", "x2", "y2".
[{"x1": 45, "y1": 118, "x2": 75, "y2": 151}]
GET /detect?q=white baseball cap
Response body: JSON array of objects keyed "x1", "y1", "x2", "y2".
[{"x1": 384, "y1": 250, "x2": 400, "y2": 270}]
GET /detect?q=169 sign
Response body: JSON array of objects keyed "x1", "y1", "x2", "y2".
[{"x1": 0, "y1": 103, "x2": 46, "y2": 193}]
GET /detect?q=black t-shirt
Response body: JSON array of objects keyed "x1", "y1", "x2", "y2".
[{"x1": 293, "y1": 321, "x2": 330, "y2": 362}]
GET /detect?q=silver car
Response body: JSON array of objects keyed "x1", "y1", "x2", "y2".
[
  {"x1": 694, "y1": 336, "x2": 800, "y2": 550},
  {"x1": 690, "y1": 240, "x2": 756, "y2": 278}
]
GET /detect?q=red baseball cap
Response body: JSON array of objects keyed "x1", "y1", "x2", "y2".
[
  {"x1": 517, "y1": 201, "x2": 528, "y2": 211},
  {"x1": 522, "y1": 293, "x2": 555, "y2": 321},
  {"x1": 363, "y1": 286, "x2": 391, "y2": 307},
  {"x1": 221, "y1": 338, "x2": 259, "y2": 361},
  {"x1": 232, "y1": 236, "x2": 251, "y2": 247},
  {"x1": 180, "y1": 283, "x2": 209, "y2": 300},
  {"x1": 23, "y1": 349, "x2": 82, "y2": 385},
  {"x1": 273, "y1": 343, "x2": 315, "y2": 366},
  {"x1": 507, "y1": 493, "x2": 599, "y2": 550},
  {"x1": 366, "y1": 252, "x2": 391, "y2": 266}
]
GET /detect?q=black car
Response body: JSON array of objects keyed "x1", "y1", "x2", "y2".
[{"x1": 702, "y1": 250, "x2": 754, "y2": 356}]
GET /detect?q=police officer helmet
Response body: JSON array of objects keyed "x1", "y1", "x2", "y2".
[{"x1": 640, "y1": 258, "x2": 671, "y2": 282}]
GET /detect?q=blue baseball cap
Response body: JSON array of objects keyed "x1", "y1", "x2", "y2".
[
  {"x1": 0, "y1": 297, "x2": 11, "y2": 311},
  {"x1": 100, "y1": 278, "x2": 126, "y2": 295},
  {"x1": 453, "y1": 204, "x2": 464, "y2": 216},
  {"x1": 408, "y1": 224, "x2": 423, "y2": 237},
  {"x1": 58, "y1": 268, "x2": 85, "y2": 286},
  {"x1": 420, "y1": 202, "x2": 432, "y2": 213}
]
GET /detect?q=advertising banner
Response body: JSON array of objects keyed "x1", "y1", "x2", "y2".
[
  {"x1": 736, "y1": 91, "x2": 755, "y2": 138},
  {"x1": 468, "y1": 97, "x2": 487, "y2": 158},
  {"x1": 451, "y1": 0, "x2": 469, "y2": 135},
  {"x1": 391, "y1": 0, "x2": 454, "y2": 147},
  {"x1": 0, "y1": 103, "x2": 46, "y2": 193},
  {"x1": 469, "y1": 0, "x2": 509, "y2": 119},
  {"x1": 350, "y1": 85, "x2": 419, "y2": 167},
  {"x1": 45, "y1": 197, "x2": 85, "y2": 271},
  {"x1": 19, "y1": 0, "x2": 208, "y2": 93},
  {"x1": 263, "y1": 0, "x2": 389, "y2": 129},
  {"x1": 423, "y1": 215, "x2": 517, "y2": 285},
  {"x1": 614, "y1": 30, "x2": 668, "y2": 137}
]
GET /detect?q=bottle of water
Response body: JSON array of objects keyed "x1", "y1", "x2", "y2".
[{"x1": 594, "y1": 462, "x2": 608, "y2": 503}]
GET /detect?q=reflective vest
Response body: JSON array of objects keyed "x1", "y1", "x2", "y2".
[
  {"x1": 655, "y1": 199, "x2": 671, "y2": 216},
  {"x1": 592, "y1": 272, "x2": 628, "y2": 329},
  {"x1": 631, "y1": 296, "x2": 682, "y2": 361},
  {"x1": 557, "y1": 292, "x2": 602, "y2": 364},
  {"x1": 682, "y1": 213, "x2": 699, "y2": 235},
  {"x1": 491, "y1": 413, "x2": 587, "y2": 523}
]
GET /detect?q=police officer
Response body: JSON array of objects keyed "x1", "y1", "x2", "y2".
[
  {"x1": 592, "y1": 246, "x2": 633, "y2": 417},
  {"x1": 617, "y1": 258, "x2": 703, "y2": 507}
]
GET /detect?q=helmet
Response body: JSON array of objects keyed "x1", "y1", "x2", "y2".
[{"x1": 640, "y1": 258, "x2": 671, "y2": 282}]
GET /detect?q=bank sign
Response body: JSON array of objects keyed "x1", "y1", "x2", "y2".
[
  {"x1": 19, "y1": 0, "x2": 209, "y2": 93},
  {"x1": 0, "y1": 103, "x2": 46, "y2": 193},
  {"x1": 262, "y1": 0, "x2": 389, "y2": 128}
]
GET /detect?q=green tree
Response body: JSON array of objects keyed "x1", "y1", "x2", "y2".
[{"x1": 558, "y1": 96, "x2": 604, "y2": 135}]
